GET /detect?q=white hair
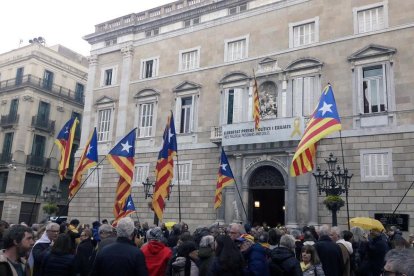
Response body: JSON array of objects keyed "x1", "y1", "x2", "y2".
[
  {"x1": 45, "y1": 222, "x2": 59, "y2": 231},
  {"x1": 319, "y1": 224, "x2": 331, "y2": 237},
  {"x1": 116, "y1": 217, "x2": 135, "y2": 238},
  {"x1": 199, "y1": 235, "x2": 215, "y2": 248},
  {"x1": 280, "y1": 234, "x2": 296, "y2": 250}
]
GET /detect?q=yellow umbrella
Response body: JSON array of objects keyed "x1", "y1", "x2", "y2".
[
  {"x1": 165, "y1": 221, "x2": 176, "y2": 230},
  {"x1": 350, "y1": 217, "x2": 385, "y2": 231}
]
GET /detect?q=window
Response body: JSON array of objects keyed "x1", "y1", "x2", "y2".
[
  {"x1": 354, "y1": 2, "x2": 388, "y2": 34},
  {"x1": 360, "y1": 149, "x2": 393, "y2": 181},
  {"x1": 180, "y1": 97, "x2": 192, "y2": 133},
  {"x1": 37, "y1": 101, "x2": 50, "y2": 123},
  {"x1": 86, "y1": 166, "x2": 102, "y2": 187},
  {"x1": 75, "y1": 83, "x2": 84, "y2": 102},
  {"x1": 138, "y1": 103, "x2": 154, "y2": 138},
  {"x1": 31, "y1": 135, "x2": 46, "y2": 157},
  {"x1": 9, "y1": 98, "x2": 19, "y2": 119},
  {"x1": 173, "y1": 161, "x2": 192, "y2": 185},
  {"x1": 228, "y1": 3, "x2": 247, "y2": 15},
  {"x1": 23, "y1": 173, "x2": 43, "y2": 195},
  {"x1": 19, "y1": 202, "x2": 39, "y2": 226},
  {"x1": 289, "y1": 17, "x2": 319, "y2": 48},
  {"x1": 362, "y1": 65, "x2": 386, "y2": 114},
  {"x1": 292, "y1": 77, "x2": 316, "y2": 117},
  {"x1": 224, "y1": 88, "x2": 245, "y2": 124},
  {"x1": 42, "y1": 70, "x2": 54, "y2": 90},
  {"x1": 174, "y1": 82, "x2": 199, "y2": 135},
  {"x1": 2, "y1": 132, "x2": 14, "y2": 157},
  {"x1": 101, "y1": 66, "x2": 117, "y2": 87},
  {"x1": 184, "y1": 17, "x2": 200, "y2": 27},
  {"x1": 97, "y1": 109, "x2": 112, "y2": 142},
  {"x1": 0, "y1": 172, "x2": 8, "y2": 193},
  {"x1": 133, "y1": 163, "x2": 150, "y2": 186},
  {"x1": 225, "y1": 36, "x2": 248, "y2": 62},
  {"x1": 179, "y1": 48, "x2": 200, "y2": 71},
  {"x1": 105, "y1": 38, "x2": 117, "y2": 47},
  {"x1": 15, "y1": 67, "x2": 24, "y2": 85},
  {"x1": 140, "y1": 57, "x2": 159, "y2": 79},
  {"x1": 145, "y1": 28, "x2": 159, "y2": 37}
]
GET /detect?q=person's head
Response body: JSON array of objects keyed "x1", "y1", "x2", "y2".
[
  {"x1": 387, "y1": 226, "x2": 398, "y2": 237},
  {"x1": 280, "y1": 234, "x2": 296, "y2": 251},
  {"x1": 330, "y1": 226, "x2": 341, "y2": 242},
  {"x1": 69, "y1": 219, "x2": 80, "y2": 227},
  {"x1": 214, "y1": 234, "x2": 237, "y2": 256},
  {"x1": 181, "y1": 223, "x2": 189, "y2": 232},
  {"x1": 92, "y1": 221, "x2": 101, "y2": 229},
  {"x1": 258, "y1": 231, "x2": 269, "y2": 244},
  {"x1": 51, "y1": 233, "x2": 75, "y2": 255},
  {"x1": 351, "y1": 226, "x2": 367, "y2": 243},
  {"x1": 80, "y1": 229, "x2": 92, "y2": 241},
  {"x1": 147, "y1": 227, "x2": 164, "y2": 242},
  {"x1": 99, "y1": 224, "x2": 114, "y2": 240},
  {"x1": 268, "y1": 228, "x2": 283, "y2": 246},
  {"x1": 341, "y1": 230, "x2": 353, "y2": 242},
  {"x1": 228, "y1": 223, "x2": 245, "y2": 241},
  {"x1": 290, "y1": 229, "x2": 301, "y2": 240},
  {"x1": 318, "y1": 224, "x2": 331, "y2": 238},
  {"x1": 45, "y1": 222, "x2": 60, "y2": 241},
  {"x1": 116, "y1": 217, "x2": 135, "y2": 239},
  {"x1": 303, "y1": 231, "x2": 315, "y2": 242},
  {"x1": 199, "y1": 235, "x2": 215, "y2": 249},
  {"x1": 177, "y1": 240, "x2": 198, "y2": 259},
  {"x1": 384, "y1": 248, "x2": 414, "y2": 276},
  {"x1": 236, "y1": 234, "x2": 255, "y2": 252},
  {"x1": 102, "y1": 219, "x2": 108, "y2": 224},
  {"x1": 370, "y1": 228, "x2": 382, "y2": 238},
  {"x1": 301, "y1": 244, "x2": 320, "y2": 265},
  {"x1": 0, "y1": 220, "x2": 9, "y2": 234},
  {"x1": 3, "y1": 225, "x2": 34, "y2": 257}
]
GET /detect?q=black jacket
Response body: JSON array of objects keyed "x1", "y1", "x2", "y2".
[
  {"x1": 91, "y1": 237, "x2": 148, "y2": 276},
  {"x1": 40, "y1": 251, "x2": 76, "y2": 276},
  {"x1": 358, "y1": 235, "x2": 389, "y2": 276},
  {"x1": 314, "y1": 235, "x2": 343, "y2": 276},
  {"x1": 32, "y1": 242, "x2": 51, "y2": 276},
  {"x1": 75, "y1": 238, "x2": 94, "y2": 276},
  {"x1": 269, "y1": 246, "x2": 302, "y2": 276}
]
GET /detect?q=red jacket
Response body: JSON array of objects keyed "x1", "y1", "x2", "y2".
[{"x1": 141, "y1": 240, "x2": 172, "y2": 276}]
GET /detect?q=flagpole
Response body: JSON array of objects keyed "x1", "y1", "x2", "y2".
[
  {"x1": 97, "y1": 165, "x2": 101, "y2": 223},
  {"x1": 175, "y1": 154, "x2": 182, "y2": 223},
  {"x1": 339, "y1": 130, "x2": 350, "y2": 230},
  {"x1": 28, "y1": 143, "x2": 56, "y2": 226}
]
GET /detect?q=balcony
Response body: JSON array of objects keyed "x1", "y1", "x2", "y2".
[
  {"x1": 0, "y1": 153, "x2": 12, "y2": 167},
  {"x1": 0, "y1": 114, "x2": 19, "y2": 128},
  {"x1": 210, "y1": 126, "x2": 222, "y2": 144},
  {"x1": 0, "y1": 74, "x2": 84, "y2": 104},
  {"x1": 31, "y1": 116, "x2": 55, "y2": 133},
  {"x1": 26, "y1": 155, "x2": 50, "y2": 172}
]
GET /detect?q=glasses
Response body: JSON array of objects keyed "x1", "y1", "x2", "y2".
[{"x1": 47, "y1": 230, "x2": 59, "y2": 233}]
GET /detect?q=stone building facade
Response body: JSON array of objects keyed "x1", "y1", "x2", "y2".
[
  {"x1": 71, "y1": 0, "x2": 414, "y2": 233},
  {"x1": 0, "y1": 43, "x2": 87, "y2": 224}
]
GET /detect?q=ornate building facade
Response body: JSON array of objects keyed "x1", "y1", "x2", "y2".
[
  {"x1": 72, "y1": 0, "x2": 414, "y2": 233},
  {"x1": 0, "y1": 43, "x2": 87, "y2": 223}
]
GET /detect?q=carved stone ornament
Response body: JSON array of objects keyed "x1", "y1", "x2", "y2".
[
  {"x1": 1, "y1": 100, "x2": 7, "y2": 105},
  {"x1": 22, "y1": 95, "x2": 34, "y2": 102},
  {"x1": 56, "y1": 106, "x2": 64, "y2": 112}
]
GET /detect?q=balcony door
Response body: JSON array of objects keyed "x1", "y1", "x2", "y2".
[
  {"x1": 37, "y1": 101, "x2": 50, "y2": 124},
  {"x1": 31, "y1": 135, "x2": 46, "y2": 158}
]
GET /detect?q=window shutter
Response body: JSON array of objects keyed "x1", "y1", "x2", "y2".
[
  {"x1": 190, "y1": 95, "x2": 195, "y2": 132},
  {"x1": 357, "y1": 67, "x2": 364, "y2": 113},
  {"x1": 223, "y1": 90, "x2": 229, "y2": 124},
  {"x1": 233, "y1": 88, "x2": 243, "y2": 123},
  {"x1": 293, "y1": 78, "x2": 303, "y2": 116},
  {"x1": 175, "y1": 98, "x2": 182, "y2": 133}
]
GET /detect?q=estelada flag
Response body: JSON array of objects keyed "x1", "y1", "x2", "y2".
[
  {"x1": 214, "y1": 148, "x2": 235, "y2": 209},
  {"x1": 112, "y1": 194, "x2": 136, "y2": 226},
  {"x1": 290, "y1": 84, "x2": 342, "y2": 176},
  {"x1": 55, "y1": 117, "x2": 79, "y2": 180}
]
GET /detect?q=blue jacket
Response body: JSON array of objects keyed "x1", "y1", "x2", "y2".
[
  {"x1": 40, "y1": 251, "x2": 76, "y2": 276},
  {"x1": 242, "y1": 243, "x2": 269, "y2": 276}
]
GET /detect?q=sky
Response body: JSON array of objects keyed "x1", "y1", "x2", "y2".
[{"x1": 1, "y1": 0, "x2": 173, "y2": 57}]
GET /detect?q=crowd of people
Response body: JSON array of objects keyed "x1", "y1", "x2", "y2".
[{"x1": 0, "y1": 218, "x2": 413, "y2": 276}]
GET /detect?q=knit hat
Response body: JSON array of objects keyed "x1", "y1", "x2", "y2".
[
  {"x1": 147, "y1": 227, "x2": 163, "y2": 241},
  {"x1": 237, "y1": 233, "x2": 254, "y2": 243}
]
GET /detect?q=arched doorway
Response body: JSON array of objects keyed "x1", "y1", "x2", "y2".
[{"x1": 249, "y1": 165, "x2": 285, "y2": 227}]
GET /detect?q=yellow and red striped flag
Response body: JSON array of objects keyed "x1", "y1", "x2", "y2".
[
  {"x1": 214, "y1": 148, "x2": 235, "y2": 209},
  {"x1": 290, "y1": 84, "x2": 342, "y2": 176},
  {"x1": 107, "y1": 128, "x2": 136, "y2": 220},
  {"x1": 55, "y1": 117, "x2": 79, "y2": 180},
  {"x1": 253, "y1": 71, "x2": 260, "y2": 130}
]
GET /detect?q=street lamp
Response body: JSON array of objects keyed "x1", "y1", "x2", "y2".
[
  {"x1": 142, "y1": 177, "x2": 174, "y2": 225},
  {"x1": 42, "y1": 184, "x2": 62, "y2": 203},
  {"x1": 313, "y1": 153, "x2": 353, "y2": 227}
]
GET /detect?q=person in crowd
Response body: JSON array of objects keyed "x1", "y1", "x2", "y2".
[
  {"x1": 171, "y1": 240, "x2": 199, "y2": 276},
  {"x1": 208, "y1": 234, "x2": 244, "y2": 276},
  {"x1": 0, "y1": 220, "x2": 10, "y2": 249},
  {"x1": 336, "y1": 230, "x2": 353, "y2": 276},
  {"x1": 314, "y1": 224, "x2": 343, "y2": 276},
  {"x1": 236, "y1": 233, "x2": 269, "y2": 276},
  {"x1": 358, "y1": 228, "x2": 389, "y2": 276},
  {"x1": 198, "y1": 235, "x2": 215, "y2": 276},
  {"x1": 88, "y1": 223, "x2": 116, "y2": 269},
  {"x1": 303, "y1": 231, "x2": 316, "y2": 246},
  {"x1": 39, "y1": 233, "x2": 76, "y2": 276},
  {"x1": 91, "y1": 217, "x2": 147, "y2": 276},
  {"x1": 291, "y1": 229, "x2": 304, "y2": 260},
  {"x1": 268, "y1": 228, "x2": 283, "y2": 249},
  {"x1": 141, "y1": 227, "x2": 172, "y2": 276},
  {"x1": 269, "y1": 234, "x2": 302, "y2": 276},
  {"x1": 29, "y1": 222, "x2": 60, "y2": 276},
  {"x1": 408, "y1": 233, "x2": 414, "y2": 248},
  {"x1": 0, "y1": 225, "x2": 34, "y2": 276},
  {"x1": 300, "y1": 245, "x2": 325, "y2": 276},
  {"x1": 101, "y1": 219, "x2": 108, "y2": 225},
  {"x1": 181, "y1": 223, "x2": 190, "y2": 234},
  {"x1": 91, "y1": 221, "x2": 101, "y2": 244},
  {"x1": 350, "y1": 226, "x2": 368, "y2": 276},
  {"x1": 228, "y1": 223, "x2": 245, "y2": 241},
  {"x1": 168, "y1": 224, "x2": 182, "y2": 248},
  {"x1": 75, "y1": 229, "x2": 94, "y2": 276},
  {"x1": 392, "y1": 237, "x2": 410, "y2": 249},
  {"x1": 383, "y1": 248, "x2": 414, "y2": 276},
  {"x1": 161, "y1": 223, "x2": 170, "y2": 240},
  {"x1": 387, "y1": 226, "x2": 403, "y2": 249}
]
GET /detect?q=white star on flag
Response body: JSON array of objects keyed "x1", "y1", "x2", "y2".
[
  {"x1": 168, "y1": 128, "x2": 174, "y2": 143},
  {"x1": 319, "y1": 101, "x2": 333, "y2": 116},
  {"x1": 87, "y1": 145, "x2": 92, "y2": 155},
  {"x1": 121, "y1": 141, "x2": 132, "y2": 153},
  {"x1": 65, "y1": 127, "x2": 69, "y2": 134},
  {"x1": 221, "y1": 163, "x2": 228, "y2": 171}
]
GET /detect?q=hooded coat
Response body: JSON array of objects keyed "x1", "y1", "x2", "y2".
[
  {"x1": 141, "y1": 240, "x2": 172, "y2": 276},
  {"x1": 269, "y1": 246, "x2": 303, "y2": 276}
]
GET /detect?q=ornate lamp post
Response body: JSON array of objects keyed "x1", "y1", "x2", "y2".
[
  {"x1": 142, "y1": 177, "x2": 173, "y2": 225},
  {"x1": 42, "y1": 184, "x2": 62, "y2": 217},
  {"x1": 313, "y1": 153, "x2": 353, "y2": 227}
]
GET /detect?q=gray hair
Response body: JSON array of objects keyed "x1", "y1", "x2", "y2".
[
  {"x1": 229, "y1": 223, "x2": 246, "y2": 235},
  {"x1": 290, "y1": 229, "x2": 301, "y2": 239},
  {"x1": 331, "y1": 226, "x2": 341, "y2": 236},
  {"x1": 384, "y1": 249, "x2": 414, "y2": 276},
  {"x1": 280, "y1": 234, "x2": 296, "y2": 250},
  {"x1": 116, "y1": 217, "x2": 135, "y2": 238},
  {"x1": 45, "y1": 222, "x2": 59, "y2": 231},
  {"x1": 350, "y1": 226, "x2": 367, "y2": 243},
  {"x1": 319, "y1": 224, "x2": 331, "y2": 237},
  {"x1": 199, "y1": 235, "x2": 214, "y2": 248},
  {"x1": 99, "y1": 224, "x2": 113, "y2": 234}
]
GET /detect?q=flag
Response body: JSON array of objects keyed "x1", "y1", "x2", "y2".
[
  {"x1": 55, "y1": 117, "x2": 79, "y2": 180},
  {"x1": 68, "y1": 128, "x2": 98, "y2": 199},
  {"x1": 112, "y1": 195, "x2": 136, "y2": 226},
  {"x1": 253, "y1": 71, "x2": 260, "y2": 130},
  {"x1": 152, "y1": 111, "x2": 177, "y2": 221},
  {"x1": 290, "y1": 84, "x2": 342, "y2": 176},
  {"x1": 107, "y1": 128, "x2": 136, "y2": 220},
  {"x1": 214, "y1": 148, "x2": 235, "y2": 209}
]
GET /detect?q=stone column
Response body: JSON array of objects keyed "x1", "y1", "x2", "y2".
[
  {"x1": 115, "y1": 45, "x2": 134, "y2": 140},
  {"x1": 224, "y1": 187, "x2": 235, "y2": 224},
  {"x1": 286, "y1": 153, "x2": 298, "y2": 228},
  {"x1": 233, "y1": 153, "x2": 246, "y2": 222},
  {"x1": 308, "y1": 174, "x2": 319, "y2": 226},
  {"x1": 80, "y1": 55, "x2": 98, "y2": 148}
]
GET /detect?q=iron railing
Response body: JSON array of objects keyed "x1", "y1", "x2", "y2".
[
  {"x1": 26, "y1": 155, "x2": 50, "y2": 172},
  {"x1": 31, "y1": 116, "x2": 55, "y2": 133},
  {"x1": 0, "y1": 114, "x2": 19, "y2": 127}
]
